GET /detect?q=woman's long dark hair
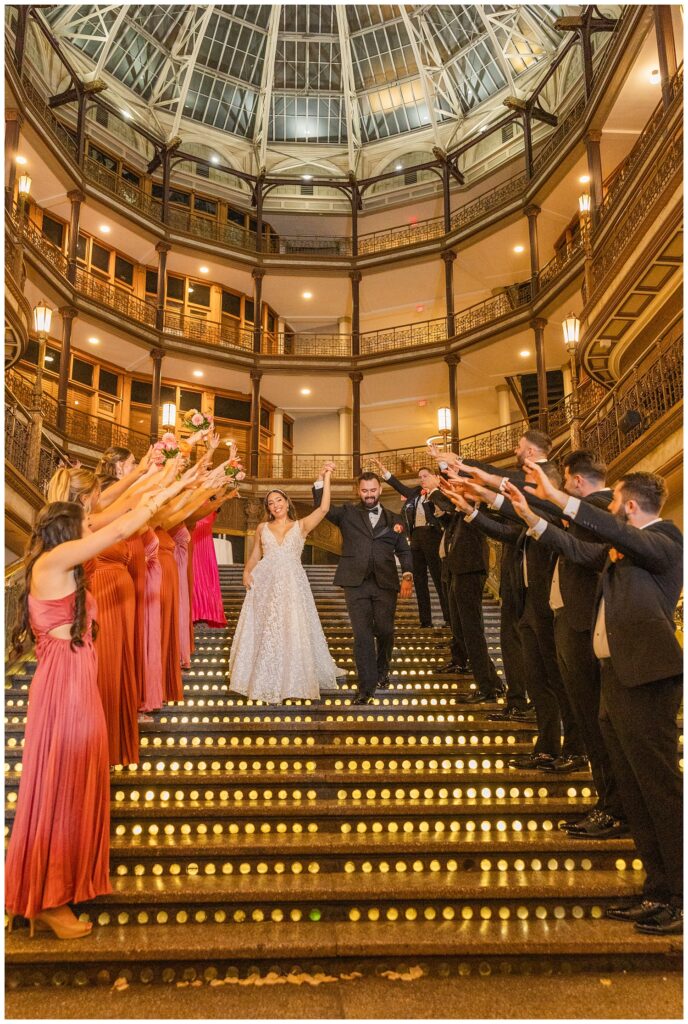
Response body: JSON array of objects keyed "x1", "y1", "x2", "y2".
[
  {"x1": 96, "y1": 446, "x2": 133, "y2": 491},
  {"x1": 263, "y1": 489, "x2": 297, "y2": 522},
  {"x1": 10, "y1": 502, "x2": 97, "y2": 661}
]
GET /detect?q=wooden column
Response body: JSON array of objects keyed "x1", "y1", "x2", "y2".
[
  {"x1": 349, "y1": 270, "x2": 361, "y2": 357},
  {"x1": 252, "y1": 268, "x2": 264, "y2": 354},
  {"x1": 654, "y1": 6, "x2": 677, "y2": 110},
  {"x1": 75, "y1": 90, "x2": 87, "y2": 167},
  {"x1": 57, "y1": 307, "x2": 78, "y2": 433},
  {"x1": 524, "y1": 203, "x2": 540, "y2": 296},
  {"x1": 249, "y1": 369, "x2": 262, "y2": 477},
  {"x1": 442, "y1": 250, "x2": 456, "y2": 338},
  {"x1": 530, "y1": 317, "x2": 548, "y2": 432},
  {"x1": 585, "y1": 131, "x2": 603, "y2": 228},
  {"x1": 445, "y1": 354, "x2": 460, "y2": 451},
  {"x1": 350, "y1": 371, "x2": 363, "y2": 477},
  {"x1": 523, "y1": 109, "x2": 534, "y2": 180},
  {"x1": 155, "y1": 241, "x2": 171, "y2": 331},
  {"x1": 66, "y1": 189, "x2": 84, "y2": 284},
  {"x1": 149, "y1": 347, "x2": 164, "y2": 444}
]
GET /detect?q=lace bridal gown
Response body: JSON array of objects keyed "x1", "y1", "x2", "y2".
[{"x1": 228, "y1": 522, "x2": 340, "y2": 703}]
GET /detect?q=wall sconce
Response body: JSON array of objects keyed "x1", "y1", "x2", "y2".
[
  {"x1": 162, "y1": 403, "x2": 177, "y2": 430},
  {"x1": 578, "y1": 193, "x2": 591, "y2": 216},
  {"x1": 32, "y1": 302, "x2": 53, "y2": 338},
  {"x1": 562, "y1": 313, "x2": 580, "y2": 353},
  {"x1": 437, "y1": 407, "x2": 451, "y2": 434},
  {"x1": 17, "y1": 174, "x2": 32, "y2": 198}
]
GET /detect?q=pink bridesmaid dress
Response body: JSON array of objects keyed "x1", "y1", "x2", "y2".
[
  {"x1": 5, "y1": 592, "x2": 111, "y2": 920},
  {"x1": 191, "y1": 511, "x2": 227, "y2": 628},
  {"x1": 142, "y1": 528, "x2": 164, "y2": 712},
  {"x1": 169, "y1": 524, "x2": 192, "y2": 669}
]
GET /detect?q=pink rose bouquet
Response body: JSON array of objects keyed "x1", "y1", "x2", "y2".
[
  {"x1": 224, "y1": 456, "x2": 246, "y2": 485},
  {"x1": 152, "y1": 432, "x2": 181, "y2": 464},
  {"x1": 182, "y1": 408, "x2": 214, "y2": 433}
]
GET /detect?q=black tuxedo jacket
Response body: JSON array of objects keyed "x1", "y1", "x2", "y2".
[
  {"x1": 385, "y1": 474, "x2": 443, "y2": 536},
  {"x1": 495, "y1": 488, "x2": 613, "y2": 631},
  {"x1": 533, "y1": 502, "x2": 683, "y2": 686},
  {"x1": 312, "y1": 487, "x2": 413, "y2": 590},
  {"x1": 430, "y1": 489, "x2": 489, "y2": 575}
]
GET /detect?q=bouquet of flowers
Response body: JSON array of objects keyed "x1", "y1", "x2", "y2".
[
  {"x1": 152, "y1": 432, "x2": 181, "y2": 464},
  {"x1": 182, "y1": 408, "x2": 214, "y2": 433},
  {"x1": 224, "y1": 455, "x2": 246, "y2": 485}
]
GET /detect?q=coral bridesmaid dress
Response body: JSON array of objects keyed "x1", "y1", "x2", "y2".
[
  {"x1": 191, "y1": 511, "x2": 227, "y2": 628},
  {"x1": 169, "y1": 524, "x2": 192, "y2": 669},
  {"x1": 5, "y1": 592, "x2": 111, "y2": 920},
  {"x1": 156, "y1": 528, "x2": 183, "y2": 703},
  {"x1": 187, "y1": 531, "x2": 196, "y2": 658},
  {"x1": 126, "y1": 534, "x2": 147, "y2": 710},
  {"x1": 142, "y1": 528, "x2": 164, "y2": 712},
  {"x1": 90, "y1": 541, "x2": 139, "y2": 766}
]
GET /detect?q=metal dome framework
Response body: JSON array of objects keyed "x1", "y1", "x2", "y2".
[{"x1": 42, "y1": 4, "x2": 570, "y2": 170}]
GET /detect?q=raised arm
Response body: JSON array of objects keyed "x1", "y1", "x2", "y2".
[
  {"x1": 504, "y1": 481, "x2": 608, "y2": 570},
  {"x1": 312, "y1": 461, "x2": 343, "y2": 524},
  {"x1": 300, "y1": 466, "x2": 333, "y2": 535}
]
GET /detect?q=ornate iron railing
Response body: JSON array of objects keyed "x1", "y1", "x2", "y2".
[
  {"x1": 257, "y1": 454, "x2": 354, "y2": 479},
  {"x1": 5, "y1": 366, "x2": 58, "y2": 424},
  {"x1": 5, "y1": 558, "x2": 26, "y2": 655},
  {"x1": 532, "y1": 96, "x2": 587, "y2": 174},
  {"x1": 538, "y1": 237, "x2": 584, "y2": 290},
  {"x1": 546, "y1": 377, "x2": 609, "y2": 437},
  {"x1": 581, "y1": 323, "x2": 683, "y2": 466},
  {"x1": 74, "y1": 267, "x2": 157, "y2": 327},
  {"x1": 163, "y1": 309, "x2": 254, "y2": 352},
  {"x1": 5, "y1": 384, "x2": 67, "y2": 492},
  {"x1": 83, "y1": 156, "x2": 163, "y2": 222},
  {"x1": 18, "y1": 212, "x2": 70, "y2": 276},
  {"x1": 21, "y1": 73, "x2": 78, "y2": 161},
  {"x1": 65, "y1": 405, "x2": 150, "y2": 458}
]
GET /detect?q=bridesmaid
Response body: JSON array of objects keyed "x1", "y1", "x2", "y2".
[
  {"x1": 142, "y1": 527, "x2": 164, "y2": 713},
  {"x1": 155, "y1": 527, "x2": 183, "y2": 703},
  {"x1": 6, "y1": 480, "x2": 180, "y2": 939},
  {"x1": 169, "y1": 523, "x2": 192, "y2": 669},
  {"x1": 190, "y1": 503, "x2": 234, "y2": 628}
]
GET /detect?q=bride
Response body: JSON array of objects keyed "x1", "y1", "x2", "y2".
[{"x1": 228, "y1": 464, "x2": 339, "y2": 703}]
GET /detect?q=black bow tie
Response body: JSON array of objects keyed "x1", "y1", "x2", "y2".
[{"x1": 368, "y1": 505, "x2": 381, "y2": 515}]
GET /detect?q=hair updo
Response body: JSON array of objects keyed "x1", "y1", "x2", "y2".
[
  {"x1": 263, "y1": 489, "x2": 297, "y2": 522},
  {"x1": 10, "y1": 501, "x2": 97, "y2": 660},
  {"x1": 96, "y1": 446, "x2": 134, "y2": 490},
  {"x1": 47, "y1": 466, "x2": 100, "y2": 506}
]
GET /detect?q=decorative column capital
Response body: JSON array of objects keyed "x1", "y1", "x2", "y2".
[
  {"x1": 155, "y1": 240, "x2": 172, "y2": 255},
  {"x1": 441, "y1": 249, "x2": 457, "y2": 264},
  {"x1": 349, "y1": 270, "x2": 362, "y2": 284},
  {"x1": 529, "y1": 317, "x2": 547, "y2": 331},
  {"x1": 349, "y1": 370, "x2": 364, "y2": 384},
  {"x1": 67, "y1": 189, "x2": 85, "y2": 204},
  {"x1": 250, "y1": 368, "x2": 263, "y2": 383},
  {"x1": 150, "y1": 347, "x2": 165, "y2": 362},
  {"x1": 59, "y1": 305, "x2": 79, "y2": 321},
  {"x1": 252, "y1": 267, "x2": 265, "y2": 281},
  {"x1": 523, "y1": 203, "x2": 541, "y2": 219},
  {"x1": 444, "y1": 353, "x2": 461, "y2": 367},
  {"x1": 585, "y1": 130, "x2": 602, "y2": 144}
]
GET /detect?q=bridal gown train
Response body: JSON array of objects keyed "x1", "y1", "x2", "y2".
[{"x1": 228, "y1": 522, "x2": 339, "y2": 703}]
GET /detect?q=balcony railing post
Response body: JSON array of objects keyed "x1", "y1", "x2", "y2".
[{"x1": 56, "y1": 306, "x2": 78, "y2": 434}]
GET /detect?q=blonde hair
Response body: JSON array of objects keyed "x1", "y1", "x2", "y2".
[
  {"x1": 96, "y1": 446, "x2": 133, "y2": 489},
  {"x1": 47, "y1": 466, "x2": 99, "y2": 505}
]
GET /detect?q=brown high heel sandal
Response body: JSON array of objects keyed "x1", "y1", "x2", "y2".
[{"x1": 29, "y1": 913, "x2": 92, "y2": 939}]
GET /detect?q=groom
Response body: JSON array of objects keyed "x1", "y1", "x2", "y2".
[{"x1": 313, "y1": 463, "x2": 414, "y2": 705}]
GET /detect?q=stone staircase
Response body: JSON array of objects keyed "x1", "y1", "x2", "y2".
[{"x1": 4, "y1": 565, "x2": 682, "y2": 997}]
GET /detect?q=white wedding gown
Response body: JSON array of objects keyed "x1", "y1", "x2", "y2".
[{"x1": 228, "y1": 521, "x2": 340, "y2": 703}]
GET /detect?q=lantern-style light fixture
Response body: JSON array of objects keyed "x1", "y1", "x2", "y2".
[
  {"x1": 437, "y1": 407, "x2": 451, "y2": 434},
  {"x1": 578, "y1": 193, "x2": 591, "y2": 215},
  {"x1": 162, "y1": 403, "x2": 177, "y2": 430},
  {"x1": 562, "y1": 313, "x2": 580, "y2": 353},
  {"x1": 17, "y1": 174, "x2": 32, "y2": 198},
  {"x1": 32, "y1": 301, "x2": 52, "y2": 338}
]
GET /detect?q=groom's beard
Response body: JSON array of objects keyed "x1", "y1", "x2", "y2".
[{"x1": 361, "y1": 496, "x2": 379, "y2": 507}]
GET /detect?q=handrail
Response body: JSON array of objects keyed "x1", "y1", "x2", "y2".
[
  {"x1": 580, "y1": 321, "x2": 683, "y2": 466},
  {"x1": 8, "y1": 13, "x2": 636, "y2": 263},
  {"x1": 5, "y1": 382, "x2": 69, "y2": 494},
  {"x1": 546, "y1": 376, "x2": 610, "y2": 437}
]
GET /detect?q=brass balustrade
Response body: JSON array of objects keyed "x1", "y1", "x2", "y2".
[
  {"x1": 5, "y1": 366, "x2": 58, "y2": 424},
  {"x1": 21, "y1": 73, "x2": 78, "y2": 161},
  {"x1": 163, "y1": 308, "x2": 254, "y2": 353},
  {"x1": 532, "y1": 96, "x2": 587, "y2": 174},
  {"x1": 19, "y1": 213, "x2": 70, "y2": 276},
  {"x1": 5, "y1": 385, "x2": 66, "y2": 492},
  {"x1": 581, "y1": 323, "x2": 683, "y2": 466},
  {"x1": 546, "y1": 377, "x2": 608, "y2": 437},
  {"x1": 65, "y1": 405, "x2": 150, "y2": 459},
  {"x1": 537, "y1": 237, "x2": 584, "y2": 290},
  {"x1": 271, "y1": 333, "x2": 351, "y2": 357},
  {"x1": 451, "y1": 172, "x2": 528, "y2": 232},
  {"x1": 257, "y1": 454, "x2": 354, "y2": 479},
  {"x1": 74, "y1": 266, "x2": 157, "y2": 327},
  {"x1": 83, "y1": 156, "x2": 163, "y2": 222}
]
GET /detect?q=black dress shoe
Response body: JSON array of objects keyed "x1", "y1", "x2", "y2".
[
  {"x1": 606, "y1": 900, "x2": 668, "y2": 922},
  {"x1": 435, "y1": 662, "x2": 462, "y2": 674},
  {"x1": 352, "y1": 695, "x2": 374, "y2": 705},
  {"x1": 566, "y1": 809, "x2": 630, "y2": 838},
  {"x1": 377, "y1": 676, "x2": 395, "y2": 689},
  {"x1": 539, "y1": 754, "x2": 589, "y2": 773},
  {"x1": 462, "y1": 691, "x2": 498, "y2": 704},
  {"x1": 508, "y1": 753, "x2": 556, "y2": 770},
  {"x1": 635, "y1": 905, "x2": 683, "y2": 934},
  {"x1": 487, "y1": 708, "x2": 512, "y2": 721},
  {"x1": 509, "y1": 708, "x2": 537, "y2": 722}
]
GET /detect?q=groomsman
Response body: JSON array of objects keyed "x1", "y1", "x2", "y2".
[
  {"x1": 370, "y1": 459, "x2": 450, "y2": 628},
  {"x1": 510, "y1": 466, "x2": 683, "y2": 935}
]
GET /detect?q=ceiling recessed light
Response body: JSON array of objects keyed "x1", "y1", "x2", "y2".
[
  {"x1": 649, "y1": 68, "x2": 660, "y2": 83},
  {"x1": 578, "y1": 174, "x2": 590, "y2": 184},
  {"x1": 395, "y1": 163, "x2": 403, "y2": 171},
  {"x1": 16, "y1": 155, "x2": 27, "y2": 166},
  {"x1": 513, "y1": 244, "x2": 525, "y2": 253},
  {"x1": 99, "y1": 225, "x2": 111, "y2": 234},
  {"x1": 302, "y1": 174, "x2": 313, "y2": 181},
  {"x1": 519, "y1": 349, "x2": 531, "y2": 358},
  {"x1": 210, "y1": 155, "x2": 219, "y2": 165},
  {"x1": 300, "y1": 387, "x2": 311, "y2": 395},
  {"x1": 199, "y1": 266, "x2": 209, "y2": 273},
  {"x1": 88, "y1": 336, "x2": 100, "y2": 345},
  {"x1": 192, "y1": 370, "x2": 204, "y2": 378},
  {"x1": 302, "y1": 291, "x2": 313, "y2": 299}
]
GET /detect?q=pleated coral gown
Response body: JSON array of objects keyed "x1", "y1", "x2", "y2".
[
  {"x1": 169, "y1": 524, "x2": 192, "y2": 669},
  {"x1": 187, "y1": 531, "x2": 196, "y2": 659},
  {"x1": 5, "y1": 592, "x2": 111, "y2": 920},
  {"x1": 142, "y1": 528, "x2": 164, "y2": 712},
  {"x1": 191, "y1": 511, "x2": 227, "y2": 628},
  {"x1": 126, "y1": 535, "x2": 147, "y2": 710},
  {"x1": 90, "y1": 541, "x2": 139, "y2": 766},
  {"x1": 157, "y1": 528, "x2": 183, "y2": 703}
]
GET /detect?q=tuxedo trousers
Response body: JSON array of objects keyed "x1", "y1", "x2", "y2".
[
  {"x1": 518, "y1": 595, "x2": 584, "y2": 758},
  {"x1": 441, "y1": 558, "x2": 468, "y2": 667},
  {"x1": 344, "y1": 578, "x2": 398, "y2": 696},
  {"x1": 410, "y1": 527, "x2": 449, "y2": 626},
  {"x1": 448, "y1": 571, "x2": 501, "y2": 695},
  {"x1": 499, "y1": 584, "x2": 528, "y2": 711},
  {"x1": 554, "y1": 612, "x2": 624, "y2": 819},
  {"x1": 599, "y1": 663, "x2": 683, "y2": 904}
]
